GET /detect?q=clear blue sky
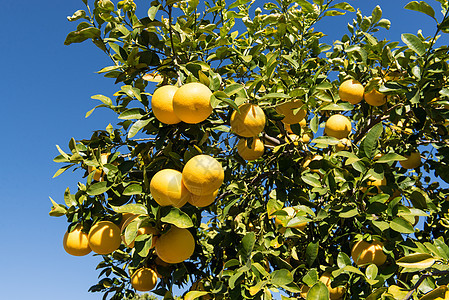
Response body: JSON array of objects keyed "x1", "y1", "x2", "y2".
[{"x1": 0, "y1": 0, "x2": 447, "y2": 299}]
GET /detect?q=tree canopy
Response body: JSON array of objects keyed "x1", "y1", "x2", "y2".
[{"x1": 52, "y1": 0, "x2": 449, "y2": 299}]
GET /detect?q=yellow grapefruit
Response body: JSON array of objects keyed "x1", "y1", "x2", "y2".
[
  {"x1": 275, "y1": 99, "x2": 307, "y2": 124},
  {"x1": 150, "y1": 169, "x2": 190, "y2": 207},
  {"x1": 339, "y1": 79, "x2": 364, "y2": 105},
  {"x1": 319, "y1": 272, "x2": 346, "y2": 300},
  {"x1": 182, "y1": 155, "x2": 224, "y2": 196},
  {"x1": 155, "y1": 226, "x2": 195, "y2": 264},
  {"x1": 300, "y1": 132, "x2": 313, "y2": 144},
  {"x1": 351, "y1": 240, "x2": 387, "y2": 266},
  {"x1": 362, "y1": 176, "x2": 387, "y2": 195},
  {"x1": 187, "y1": 189, "x2": 219, "y2": 207},
  {"x1": 131, "y1": 267, "x2": 158, "y2": 292},
  {"x1": 325, "y1": 114, "x2": 352, "y2": 139},
  {"x1": 63, "y1": 224, "x2": 92, "y2": 256},
  {"x1": 172, "y1": 82, "x2": 213, "y2": 124},
  {"x1": 364, "y1": 88, "x2": 386, "y2": 106},
  {"x1": 237, "y1": 138, "x2": 265, "y2": 161},
  {"x1": 335, "y1": 138, "x2": 351, "y2": 152},
  {"x1": 88, "y1": 221, "x2": 121, "y2": 255},
  {"x1": 151, "y1": 85, "x2": 181, "y2": 124},
  {"x1": 88, "y1": 153, "x2": 110, "y2": 182},
  {"x1": 400, "y1": 151, "x2": 421, "y2": 169},
  {"x1": 230, "y1": 103, "x2": 266, "y2": 137}
]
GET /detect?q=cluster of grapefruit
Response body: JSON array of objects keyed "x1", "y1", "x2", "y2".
[
  {"x1": 63, "y1": 82, "x2": 228, "y2": 292},
  {"x1": 63, "y1": 214, "x2": 197, "y2": 291},
  {"x1": 65, "y1": 76, "x2": 423, "y2": 296}
]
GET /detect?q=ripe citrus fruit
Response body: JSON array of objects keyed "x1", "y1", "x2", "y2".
[
  {"x1": 131, "y1": 267, "x2": 158, "y2": 292},
  {"x1": 325, "y1": 114, "x2": 352, "y2": 139},
  {"x1": 63, "y1": 224, "x2": 92, "y2": 256},
  {"x1": 362, "y1": 176, "x2": 387, "y2": 195},
  {"x1": 230, "y1": 103, "x2": 266, "y2": 137},
  {"x1": 300, "y1": 132, "x2": 313, "y2": 143},
  {"x1": 182, "y1": 155, "x2": 224, "y2": 196},
  {"x1": 155, "y1": 226, "x2": 195, "y2": 264},
  {"x1": 187, "y1": 189, "x2": 219, "y2": 207},
  {"x1": 335, "y1": 138, "x2": 351, "y2": 152},
  {"x1": 88, "y1": 221, "x2": 121, "y2": 255},
  {"x1": 119, "y1": 212, "x2": 136, "y2": 228},
  {"x1": 237, "y1": 138, "x2": 265, "y2": 161},
  {"x1": 339, "y1": 79, "x2": 364, "y2": 105},
  {"x1": 150, "y1": 169, "x2": 190, "y2": 207},
  {"x1": 88, "y1": 153, "x2": 109, "y2": 182},
  {"x1": 364, "y1": 88, "x2": 386, "y2": 106},
  {"x1": 151, "y1": 85, "x2": 181, "y2": 124},
  {"x1": 172, "y1": 82, "x2": 213, "y2": 124},
  {"x1": 400, "y1": 151, "x2": 421, "y2": 169},
  {"x1": 351, "y1": 240, "x2": 387, "y2": 266},
  {"x1": 275, "y1": 99, "x2": 307, "y2": 124},
  {"x1": 319, "y1": 272, "x2": 346, "y2": 300}
]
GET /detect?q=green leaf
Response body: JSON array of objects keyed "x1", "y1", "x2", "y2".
[
  {"x1": 319, "y1": 102, "x2": 353, "y2": 111},
  {"x1": 371, "y1": 5, "x2": 382, "y2": 23},
  {"x1": 147, "y1": 5, "x2": 160, "y2": 21},
  {"x1": 160, "y1": 207, "x2": 193, "y2": 228},
  {"x1": 184, "y1": 291, "x2": 210, "y2": 300},
  {"x1": 306, "y1": 242, "x2": 319, "y2": 266},
  {"x1": 86, "y1": 181, "x2": 111, "y2": 195},
  {"x1": 296, "y1": 0, "x2": 315, "y2": 13},
  {"x1": 271, "y1": 269, "x2": 294, "y2": 286},
  {"x1": 396, "y1": 253, "x2": 435, "y2": 269},
  {"x1": 324, "y1": 10, "x2": 346, "y2": 16},
  {"x1": 342, "y1": 266, "x2": 365, "y2": 276},
  {"x1": 67, "y1": 10, "x2": 86, "y2": 22},
  {"x1": 307, "y1": 282, "x2": 329, "y2": 300},
  {"x1": 337, "y1": 252, "x2": 351, "y2": 268},
  {"x1": 330, "y1": 2, "x2": 355, "y2": 12},
  {"x1": 361, "y1": 123, "x2": 383, "y2": 158},
  {"x1": 48, "y1": 197, "x2": 67, "y2": 217},
  {"x1": 401, "y1": 33, "x2": 426, "y2": 56},
  {"x1": 121, "y1": 85, "x2": 142, "y2": 101},
  {"x1": 365, "y1": 264, "x2": 378, "y2": 280},
  {"x1": 366, "y1": 288, "x2": 388, "y2": 300},
  {"x1": 64, "y1": 187, "x2": 77, "y2": 207},
  {"x1": 64, "y1": 26, "x2": 101, "y2": 45},
  {"x1": 260, "y1": 93, "x2": 290, "y2": 100},
  {"x1": 311, "y1": 136, "x2": 340, "y2": 145},
  {"x1": 110, "y1": 204, "x2": 148, "y2": 214},
  {"x1": 118, "y1": 108, "x2": 146, "y2": 120},
  {"x1": 53, "y1": 164, "x2": 75, "y2": 178},
  {"x1": 390, "y1": 217, "x2": 415, "y2": 234},
  {"x1": 241, "y1": 232, "x2": 256, "y2": 261},
  {"x1": 224, "y1": 83, "x2": 244, "y2": 96},
  {"x1": 123, "y1": 184, "x2": 142, "y2": 195},
  {"x1": 135, "y1": 234, "x2": 154, "y2": 257},
  {"x1": 375, "y1": 153, "x2": 406, "y2": 163},
  {"x1": 404, "y1": 1, "x2": 436, "y2": 20},
  {"x1": 91, "y1": 94, "x2": 112, "y2": 106},
  {"x1": 302, "y1": 174, "x2": 321, "y2": 188},
  {"x1": 128, "y1": 119, "x2": 151, "y2": 138}
]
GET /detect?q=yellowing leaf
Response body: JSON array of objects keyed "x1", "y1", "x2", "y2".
[{"x1": 396, "y1": 253, "x2": 435, "y2": 269}]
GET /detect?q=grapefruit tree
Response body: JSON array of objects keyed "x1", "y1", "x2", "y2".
[{"x1": 51, "y1": 0, "x2": 449, "y2": 299}]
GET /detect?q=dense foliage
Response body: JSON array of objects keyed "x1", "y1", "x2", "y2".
[{"x1": 51, "y1": 0, "x2": 449, "y2": 299}]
